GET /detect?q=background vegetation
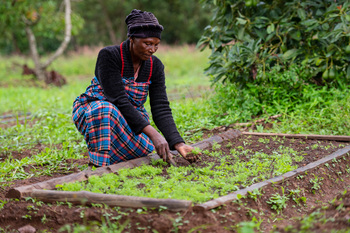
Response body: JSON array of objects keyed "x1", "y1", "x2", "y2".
[
  {"x1": 0, "y1": 0, "x2": 349, "y2": 185},
  {"x1": 199, "y1": 0, "x2": 350, "y2": 86},
  {"x1": 0, "y1": 0, "x2": 210, "y2": 55}
]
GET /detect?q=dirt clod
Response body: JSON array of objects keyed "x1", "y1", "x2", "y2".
[{"x1": 18, "y1": 225, "x2": 36, "y2": 233}]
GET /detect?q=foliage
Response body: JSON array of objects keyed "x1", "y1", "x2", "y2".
[
  {"x1": 0, "y1": 0, "x2": 210, "y2": 54},
  {"x1": 199, "y1": 0, "x2": 350, "y2": 86},
  {"x1": 266, "y1": 187, "x2": 289, "y2": 214},
  {"x1": 310, "y1": 174, "x2": 324, "y2": 191},
  {"x1": 0, "y1": 0, "x2": 84, "y2": 54},
  {"x1": 207, "y1": 63, "x2": 350, "y2": 135},
  {"x1": 72, "y1": 0, "x2": 210, "y2": 46}
]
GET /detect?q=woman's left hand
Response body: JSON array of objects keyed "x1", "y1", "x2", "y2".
[{"x1": 174, "y1": 143, "x2": 200, "y2": 163}]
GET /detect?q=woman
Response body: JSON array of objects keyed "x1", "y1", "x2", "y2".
[{"x1": 72, "y1": 9, "x2": 198, "y2": 167}]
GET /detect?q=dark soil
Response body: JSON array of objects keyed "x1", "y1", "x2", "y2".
[
  {"x1": 1, "y1": 134, "x2": 350, "y2": 232},
  {"x1": 174, "y1": 134, "x2": 348, "y2": 168}
]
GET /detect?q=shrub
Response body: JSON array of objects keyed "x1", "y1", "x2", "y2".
[{"x1": 199, "y1": 0, "x2": 350, "y2": 86}]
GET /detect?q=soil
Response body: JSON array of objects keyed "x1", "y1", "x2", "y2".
[{"x1": 1, "y1": 133, "x2": 350, "y2": 232}]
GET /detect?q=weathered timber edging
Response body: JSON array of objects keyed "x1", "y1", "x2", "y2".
[
  {"x1": 31, "y1": 189, "x2": 192, "y2": 211},
  {"x1": 6, "y1": 129, "x2": 242, "y2": 200},
  {"x1": 194, "y1": 144, "x2": 350, "y2": 211},
  {"x1": 242, "y1": 132, "x2": 350, "y2": 142},
  {"x1": 5, "y1": 153, "x2": 160, "y2": 199},
  {"x1": 9, "y1": 129, "x2": 348, "y2": 211}
]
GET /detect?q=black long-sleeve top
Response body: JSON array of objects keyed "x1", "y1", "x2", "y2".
[{"x1": 94, "y1": 39, "x2": 184, "y2": 150}]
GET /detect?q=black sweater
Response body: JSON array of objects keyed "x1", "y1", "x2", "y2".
[{"x1": 94, "y1": 39, "x2": 184, "y2": 150}]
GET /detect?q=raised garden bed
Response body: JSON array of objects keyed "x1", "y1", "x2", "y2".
[
  {"x1": 2, "y1": 129, "x2": 350, "y2": 232},
  {"x1": 56, "y1": 132, "x2": 350, "y2": 205}
]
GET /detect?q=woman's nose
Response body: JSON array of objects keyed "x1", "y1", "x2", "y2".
[{"x1": 149, "y1": 45, "x2": 157, "y2": 53}]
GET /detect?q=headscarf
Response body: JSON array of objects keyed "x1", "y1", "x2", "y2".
[{"x1": 125, "y1": 9, "x2": 164, "y2": 39}]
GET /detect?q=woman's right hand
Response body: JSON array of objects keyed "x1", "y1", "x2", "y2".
[{"x1": 142, "y1": 125, "x2": 171, "y2": 162}]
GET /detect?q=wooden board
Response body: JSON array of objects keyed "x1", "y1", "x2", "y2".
[
  {"x1": 242, "y1": 132, "x2": 350, "y2": 142},
  {"x1": 31, "y1": 189, "x2": 192, "y2": 211}
]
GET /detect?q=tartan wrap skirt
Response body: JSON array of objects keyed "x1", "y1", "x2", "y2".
[{"x1": 72, "y1": 77, "x2": 155, "y2": 167}]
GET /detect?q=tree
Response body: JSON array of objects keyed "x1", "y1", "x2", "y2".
[
  {"x1": 0, "y1": 0, "x2": 83, "y2": 85},
  {"x1": 72, "y1": 0, "x2": 210, "y2": 46},
  {"x1": 198, "y1": 0, "x2": 350, "y2": 86}
]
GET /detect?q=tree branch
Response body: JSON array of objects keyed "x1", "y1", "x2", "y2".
[{"x1": 42, "y1": 0, "x2": 72, "y2": 69}]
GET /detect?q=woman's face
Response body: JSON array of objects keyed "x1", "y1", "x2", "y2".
[{"x1": 130, "y1": 37, "x2": 160, "y2": 61}]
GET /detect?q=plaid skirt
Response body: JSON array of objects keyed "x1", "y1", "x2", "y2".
[{"x1": 72, "y1": 100, "x2": 154, "y2": 166}]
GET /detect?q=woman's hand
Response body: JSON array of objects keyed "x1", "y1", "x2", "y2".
[
  {"x1": 142, "y1": 125, "x2": 171, "y2": 162},
  {"x1": 174, "y1": 143, "x2": 200, "y2": 163}
]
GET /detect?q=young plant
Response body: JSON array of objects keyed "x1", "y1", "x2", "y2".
[
  {"x1": 266, "y1": 187, "x2": 289, "y2": 214},
  {"x1": 310, "y1": 175, "x2": 324, "y2": 193},
  {"x1": 288, "y1": 188, "x2": 306, "y2": 205},
  {"x1": 247, "y1": 189, "x2": 262, "y2": 202}
]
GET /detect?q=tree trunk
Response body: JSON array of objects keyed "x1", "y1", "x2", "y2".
[
  {"x1": 23, "y1": 0, "x2": 72, "y2": 81},
  {"x1": 42, "y1": 0, "x2": 72, "y2": 69},
  {"x1": 24, "y1": 25, "x2": 46, "y2": 81}
]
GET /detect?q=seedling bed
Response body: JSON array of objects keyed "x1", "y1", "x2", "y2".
[
  {"x1": 2, "y1": 130, "x2": 350, "y2": 232},
  {"x1": 57, "y1": 133, "x2": 350, "y2": 203}
]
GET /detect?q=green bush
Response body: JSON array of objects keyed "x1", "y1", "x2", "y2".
[
  {"x1": 209, "y1": 64, "x2": 349, "y2": 126},
  {"x1": 199, "y1": 0, "x2": 350, "y2": 86}
]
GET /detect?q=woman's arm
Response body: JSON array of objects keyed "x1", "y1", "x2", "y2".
[{"x1": 148, "y1": 58, "x2": 184, "y2": 150}]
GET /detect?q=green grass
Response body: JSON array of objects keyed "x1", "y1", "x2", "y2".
[
  {"x1": 0, "y1": 45, "x2": 212, "y2": 185},
  {"x1": 1, "y1": 44, "x2": 350, "y2": 189}
]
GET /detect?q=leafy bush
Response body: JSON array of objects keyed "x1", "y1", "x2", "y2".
[
  {"x1": 208, "y1": 64, "x2": 349, "y2": 126},
  {"x1": 199, "y1": 0, "x2": 350, "y2": 86}
]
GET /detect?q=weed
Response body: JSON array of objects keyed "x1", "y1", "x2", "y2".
[
  {"x1": 190, "y1": 147, "x2": 202, "y2": 155},
  {"x1": 288, "y1": 188, "x2": 306, "y2": 205},
  {"x1": 211, "y1": 141, "x2": 221, "y2": 150},
  {"x1": 0, "y1": 200, "x2": 8, "y2": 210},
  {"x1": 266, "y1": 187, "x2": 289, "y2": 214},
  {"x1": 247, "y1": 189, "x2": 262, "y2": 201},
  {"x1": 22, "y1": 214, "x2": 32, "y2": 220},
  {"x1": 310, "y1": 175, "x2": 324, "y2": 192},
  {"x1": 41, "y1": 214, "x2": 48, "y2": 224},
  {"x1": 258, "y1": 138, "x2": 270, "y2": 144}
]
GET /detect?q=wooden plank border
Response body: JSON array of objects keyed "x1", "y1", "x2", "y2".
[
  {"x1": 242, "y1": 132, "x2": 350, "y2": 142},
  {"x1": 194, "y1": 145, "x2": 350, "y2": 211},
  {"x1": 31, "y1": 190, "x2": 192, "y2": 211},
  {"x1": 6, "y1": 129, "x2": 242, "y2": 200},
  {"x1": 8, "y1": 129, "x2": 348, "y2": 211}
]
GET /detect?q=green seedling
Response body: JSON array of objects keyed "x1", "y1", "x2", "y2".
[
  {"x1": 288, "y1": 188, "x2": 306, "y2": 205},
  {"x1": 190, "y1": 147, "x2": 202, "y2": 155},
  {"x1": 211, "y1": 141, "x2": 221, "y2": 150},
  {"x1": 0, "y1": 200, "x2": 8, "y2": 210},
  {"x1": 310, "y1": 175, "x2": 324, "y2": 192},
  {"x1": 247, "y1": 189, "x2": 262, "y2": 201},
  {"x1": 266, "y1": 187, "x2": 289, "y2": 214}
]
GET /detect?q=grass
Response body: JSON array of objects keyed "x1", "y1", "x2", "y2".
[
  {"x1": 1, "y1": 43, "x2": 350, "y2": 192},
  {"x1": 0, "y1": 45, "x2": 212, "y2": 186}
]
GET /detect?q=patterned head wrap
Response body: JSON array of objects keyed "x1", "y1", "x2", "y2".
[{"x1": 125, "y1": 9, "x2": 164, "y2": 39}]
